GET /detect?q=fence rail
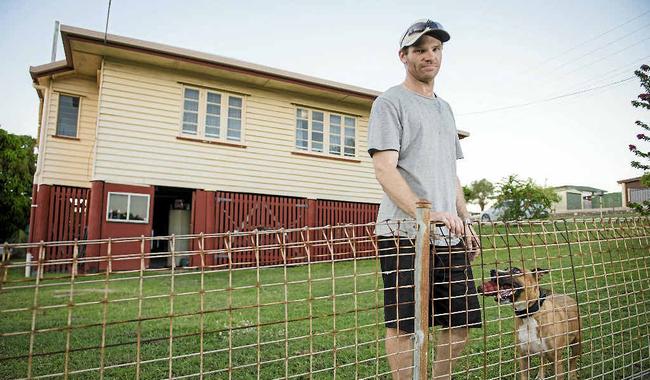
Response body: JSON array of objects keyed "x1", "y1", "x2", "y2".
[{"x1": 1, "y1": 216, "x2": 649, "y2": 379}]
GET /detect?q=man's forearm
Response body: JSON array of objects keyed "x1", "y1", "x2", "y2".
[
  {"x1": 376, "y1": 167, "x2": 420, "y2": 218},
  {"x1": 456, "y1": 177, "x2": 470, "y2": 220}
]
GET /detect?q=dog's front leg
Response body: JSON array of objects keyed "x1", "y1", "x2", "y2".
[
  {"x1": 517, "y1": 353, "x2": 531, "y2": 380},
  {"x1": 552, "y1": 349, "x2": 565, "y2": 380},
  {"x1": 535, "y1": 355, "x2": 545, "y2": 380}
]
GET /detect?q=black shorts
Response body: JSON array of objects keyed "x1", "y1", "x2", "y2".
[{"x1": 379, "y1": 237, "x2": 482, "y2": 333}]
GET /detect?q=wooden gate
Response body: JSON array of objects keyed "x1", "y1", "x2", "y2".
[
  {"x1": 213, "y1": 191, "x2": 309, "y2": 267},
  {"x1": 44, "y1": 186, "x2": 90, "y2": 272}
]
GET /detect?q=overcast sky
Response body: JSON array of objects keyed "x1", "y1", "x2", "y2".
[{"x1": 1, "y1": 0, "x2": 648, "y2": 193}]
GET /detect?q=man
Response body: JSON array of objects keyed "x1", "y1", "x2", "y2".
[{"x1": 367, "y1": 19, "x2": 482, "y2": 379}]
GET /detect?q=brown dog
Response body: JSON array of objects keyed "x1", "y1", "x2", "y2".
[{"x1": 478, "y1": 267, "x2": 581, "y2": 380}]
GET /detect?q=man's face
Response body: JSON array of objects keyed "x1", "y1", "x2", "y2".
[{"x1": 399, "y1": 35, "x2": 443, "y2": 83}]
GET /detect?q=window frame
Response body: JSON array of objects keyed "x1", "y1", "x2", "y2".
[
  {"x1": 106, "y1": 192, "x2": 151, "y2": 224},
  {"x1": 54, "y1": 93, "x2": 82, "y2": 138},
  {"x1": 294, "y1": 106, "x2": 357, "y2": 158},
  {"x1": 179, "y1": 85, "x2": 246, "y2": 143}
]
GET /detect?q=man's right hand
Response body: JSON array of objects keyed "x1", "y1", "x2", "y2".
[{"x1": 430, "y1": 211, "x2": 464, "y2": 236}]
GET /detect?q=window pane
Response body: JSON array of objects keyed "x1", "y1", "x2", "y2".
[
  {"x1": 207, "y1": 92, "x2": 221, "y2": 104},
  {"x1": 228, "y1": 108, "x2": 242, "y2": 119},
  {"x1": 184, "y1": 88, "x2": 199, "y2": 100},
  {"x1": 312, "y1": 120, "x2": 323, "y2": 133},
  {"x1": 205, "y1": 115, "x2": 220, "y2": 137},
  {"x1": 296, "y1": 129, "x2": 308, "y2": 141},
  {"x1": 183, "y1": 113, "x2": 198, "y2": 124},
  {"x1": 205, "y1": 127, "x2": 218, "y2": 137},
  {"x1": 312, "y1": 111, "x2": 324, "y2": 122},
  {"x1": 206, "y1": 115, "x2": 219, "y2": 127},
  {"x1": 344, "y1": 117, "x2": 355, "y2": 157},
  {"x1": 296, "y1": 122, "x2": 308, "y2": 150},
  {"x1": 227, "y1": 119, "x2": 241, "y2": 141},
  {"x1": 297, "y1": 108, "x2": 308, "y2": 119},
  {"x1": 296, "y1": 138, "x2": 308, "y2": 150},
  {"x1": 329, "y1": 113, "x2": 341, "y2": 155},
  {"x1": 312, "y1": 130, "x2": 323, "y2": 152},
  {"x1": 129, "y1": 195, "x2": 149, "y2": 221},
  {"x1": 344, "y1": 127, "x2": 355, "y2": 139},
  {"x1": 182, "y1": 88, "x2": 200, "y2": 136},
  {"x1": 56, "y1": 95, "x2": 80, "y2": 137},
  {"x1": 107, "y1": 194, "x2": 128, "y2": 220},
  {"x1": 295, "y1": 114, "x2": 308, "y2": 150},
  {"x1": 182, "y1": 123, "x2": 197, "y2": 134},
  {"x1": 206, "y1": 104, "x2": 221, "y2": 115},
  {"x1": 297, "y1": 119, "x2": 308, "y2": 131},
  {"x1": 229, "y1": 96, "x2": 242, "y2": 108},
  {"x1": 184, "y1": 99, "x2": 198, "y2": 112},
  {"x1": 329, "y1": 133, "x2": 341, "y2": 155}
]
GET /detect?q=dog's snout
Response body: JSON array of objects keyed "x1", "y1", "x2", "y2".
[{"x1": 490, "y1": 269, "x2": 497, "y2": 278}]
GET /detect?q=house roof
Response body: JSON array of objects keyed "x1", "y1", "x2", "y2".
[
  {"x1": 30, "y1": 25, "x2": 382, "y2": 100},
  {"x1": 617, "y1": 176, "x2": 642, "y2": 184},
  {"x1": 552, "y1": 185, "x2": 607, "y2": 193}
]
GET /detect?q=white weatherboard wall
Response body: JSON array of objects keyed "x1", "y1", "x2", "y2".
[
  {"x1": 94, "y1": 59, "x2": 383, "y2": 203},
  {"x1": 40, "y1": 76, "x2": 98, "y2": 188}
]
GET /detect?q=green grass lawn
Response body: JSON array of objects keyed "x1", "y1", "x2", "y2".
[{"x1": 1, "y1": 220, "x2": 649, "y2": 379}]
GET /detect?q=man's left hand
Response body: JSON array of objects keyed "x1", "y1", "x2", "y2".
[{"x1": 463, "y1": 224, "x2": 481, "y2": 261}]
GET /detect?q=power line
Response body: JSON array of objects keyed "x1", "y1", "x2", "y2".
[
  {"x1": 456, "y1": 76, "x2": 634, "y2": 116},
  {"x1": 552, "y1": 35, "x2": 650, "y2": 80},
  {"x1": 558, "y1": 55, "x2": 650, "y2": 92},
  {"x1": 530, "y1": 35, "x2": 650, "y2": 96},
  {"x1": 523, "y1": 9, "x2": 650, "y2": 75},
  {"x1": 545, "y1": 22, "x2": 650, "y2": 74}
]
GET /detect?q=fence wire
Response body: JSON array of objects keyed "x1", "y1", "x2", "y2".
[{"x1": 0, "y1": 217, "x2": 648, "y2": 379}]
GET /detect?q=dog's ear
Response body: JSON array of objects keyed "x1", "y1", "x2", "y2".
[{"x1": 533, "y1": 268, "x2": 550, "y2": 279}]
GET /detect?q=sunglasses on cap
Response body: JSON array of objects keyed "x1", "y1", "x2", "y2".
[{"x1": 405, "y1": 19, "x2": 443, "y2": 37}]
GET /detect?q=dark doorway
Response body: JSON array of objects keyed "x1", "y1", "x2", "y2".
[{"x1": 151, "y1": 186, "x2": 193, "y2": 268}]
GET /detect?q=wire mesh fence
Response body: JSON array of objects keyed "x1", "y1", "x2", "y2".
[{"x1": 0, "y1": 215, "x2": 648, "y2": 379}]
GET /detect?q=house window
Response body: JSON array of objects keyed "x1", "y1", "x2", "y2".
[
  {"x1": 182, "y1": 88, "x2": 199, "y2": 135},
  {"x1": 205, "y1": 92, "x2": 221, "y2": 138},
  {"x1": 106, "y1": 193, "x2": 150, "y2": 223},
  {"x1": 56, "y1": 94, "x2": 80, "y2": 137},
  {"x1": 227, "y1": 96, "x2": 242, "y2": 141},
  {"x1": 343, "y1": 116, "x2": 356, "y2": 157},
  {"x1": 180, "y1": 86, "x2": 244, "y2": 142},
  {"x1": 295, "y1": 107, "x2": 356, "y2": 157}
]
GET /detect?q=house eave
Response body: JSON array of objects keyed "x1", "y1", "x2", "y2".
[{"x1": 56, "y1": 24, "x2": 381, "y2": 101}]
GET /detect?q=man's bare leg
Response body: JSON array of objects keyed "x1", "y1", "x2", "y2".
[
  {"x1": 432, "y1": 327, "x2": 469, "y2": 380},
  {"x1": 385, "y1": 327, "x2": 414, "y2": 380}
]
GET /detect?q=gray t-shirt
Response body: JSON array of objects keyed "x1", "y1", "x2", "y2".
[{"x1": 367, "y1": 84, "x2": 463, "y2": 239}]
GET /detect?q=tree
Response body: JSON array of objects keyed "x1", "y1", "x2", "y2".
[
  {"x1": 494, "y1": 175, "x2": 560, "y2": 221},
  {"x1": 628, "y1": 64, "x2": 650, "y2": 214},
  {"x1": 0, "y1": 127, "x2": 37, "y2": 242},
  {"x1": 463, "y1": 185, "x2": 474, "y2": 202},
  {"x1": 465, "y1": 178, "x2": 494, "y2": 211}
]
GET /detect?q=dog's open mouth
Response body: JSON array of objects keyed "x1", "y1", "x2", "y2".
[
  {"x1": 478, "y1": 269, "x2": 524, "y2": 304},
  {"x1": 479, "y1": 280, "x2": 516, "y2": 302}
]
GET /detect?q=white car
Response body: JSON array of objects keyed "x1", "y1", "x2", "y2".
[
  {"x1": 479, "y1": 200, "x2": 549, "y2": 222},
  {"x1": 479, "y1": 204, "x2": 506, "y2": 222}
]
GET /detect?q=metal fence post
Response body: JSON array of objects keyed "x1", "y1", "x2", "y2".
[{"x1": 413, "y1": 200, "x2": 431, "y2": 380}]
